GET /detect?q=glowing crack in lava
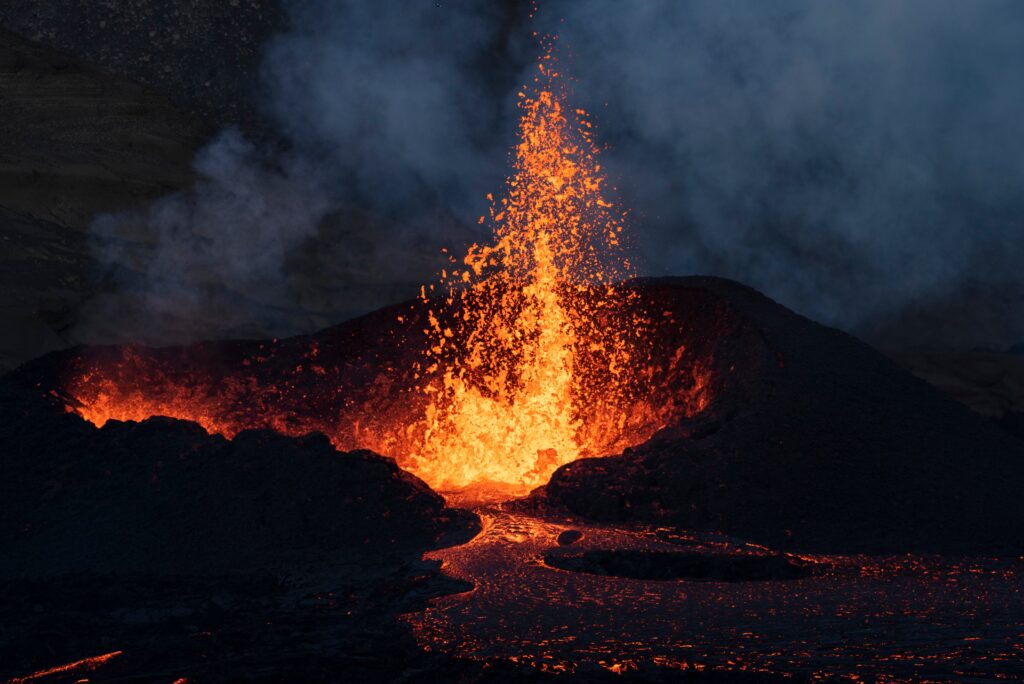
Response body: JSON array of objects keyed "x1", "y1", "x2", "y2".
[{"x1": 61, "y1": 46, "x2": 709, "y2": 498}]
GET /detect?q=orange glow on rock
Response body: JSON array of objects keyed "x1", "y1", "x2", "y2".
[
  {"x1": 61, "y1": 45, "x2": 709, "y2": 501},
  {"x1": 9, "y1": 650, "x2": 123, "y2": 683}
]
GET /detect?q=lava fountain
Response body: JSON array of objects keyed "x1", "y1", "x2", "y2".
[
  {"x1": 411, "y1": 46, "x2": 658, "y2": 492},
  {"x1": 59, "y1": 45, "x2": 709, "y2": 500}
]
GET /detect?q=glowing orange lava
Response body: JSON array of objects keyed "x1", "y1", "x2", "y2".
[
  {"x1": 61, "y1": 45, "x2": 709, "y2": 499},
  {"x1": 412, "y1": 46, "x2": 656, "y2": 491},
  {"x1": 9, "y1": 650, "x2": 123, "y2": 683}
]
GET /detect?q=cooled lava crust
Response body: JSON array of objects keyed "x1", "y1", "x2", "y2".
[{"x1": 0, "y1": 388, "x2": 477, "y2": 577}]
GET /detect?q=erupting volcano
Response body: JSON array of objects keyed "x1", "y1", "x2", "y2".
[
  {"x1": 59, "y1": 45, "x2": 708, "y2": 499},
  {"x1": 5, "y1": 4, "x2": 1024, "y2": 682},
  {"x1": 6, "y1": 19, "x2": 1024, "y2": 684}
]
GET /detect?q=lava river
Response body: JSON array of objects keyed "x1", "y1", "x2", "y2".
[{"x1": 405, "y1": 507, "x2": 1024, "y2": 680}]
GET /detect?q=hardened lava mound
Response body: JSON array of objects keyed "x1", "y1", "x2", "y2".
[
  {"x1": 0, "y1": 387, "x2": 477, "y2": 578},
  {"x1": 4, "y1": 276, "x2": 1024, "y2": 565},
  {"x1": 534, "y1": 277, "x2": 1024, "y2": 554}
]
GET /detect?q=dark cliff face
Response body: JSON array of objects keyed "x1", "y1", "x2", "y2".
[
  {"x1": 537, "y1": 277, "x2": 1024, "y2": 554},
  {"x1": 0, "y1": 28, "x2": 208, "y2": 228},
  {"x1": 0, "y1": 17, "x2": 454, "y2": 372},
  {"x1": 0, "y1": 3, "x2": 289, "y2": 373}
]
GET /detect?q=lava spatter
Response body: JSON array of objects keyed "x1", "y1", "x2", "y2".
[{"x1": 411, "y1": 44, "x2": 687, "y2": 493}]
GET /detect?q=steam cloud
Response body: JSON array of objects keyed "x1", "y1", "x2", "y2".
[
  {"x1": 539, "y1": 1, "x2": 1024, "y2": 348},
  {"x1": 87, "y1": 130, "x2": 330, "y2": 341},
  {"x1": 86, "y1": 0, "x2": 1024, "y2": 349}
]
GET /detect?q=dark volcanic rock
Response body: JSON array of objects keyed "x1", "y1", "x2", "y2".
[
  {"x1": 0, "y1": 383, "x2": 477, "y2": 577},
  {"x1": 7, "y1": 276, "x2": 1024, "y2": 557},
  {"x1": 0, "y1": 1, "x2": 282, "y2": 131},
  {"x1": 556, "y1": 529, "x2": 583, "y2": 546},
  {"x1": 537, "y1": 277, "x2": 1024, "y2": 554},
  {"x1": 544, "y1": 550, "x2": 810, "y2": 582},
  {"x1": 888, "y1": 348, "x2": 1024, "y2": 420}
]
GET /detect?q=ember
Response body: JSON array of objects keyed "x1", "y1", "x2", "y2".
[{"x1": 9, "y1": 650, "x2": 123, "y2": 684}]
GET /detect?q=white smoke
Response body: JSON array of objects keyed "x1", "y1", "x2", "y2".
[{"x1": 83, "y1": 0, "x2": 1024, "y2": 349}]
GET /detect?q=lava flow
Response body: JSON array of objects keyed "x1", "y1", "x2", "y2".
[
  {"x1": 59, "y1": 45, "x2": 709, "y2": 499},
  {"x1": 407, "y1": 507, "x2": 1024, "y2": 679}
]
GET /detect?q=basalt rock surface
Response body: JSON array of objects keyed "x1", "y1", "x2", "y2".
[
  {"x1": 543, "y1": 550, "x2": 810, "y2": 582},
  {"x1": 536, "y1": 277, "x2": 1024, "y2": 554},
  {"x1": 0, "y1": 382, "x2": 477, "y2": 577}
]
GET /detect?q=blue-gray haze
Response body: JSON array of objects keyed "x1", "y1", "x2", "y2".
[{"x1": 91, "y1": 1, "x2": 1024, "y2": 349}]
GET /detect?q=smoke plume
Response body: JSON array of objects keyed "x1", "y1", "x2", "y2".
[
  {"x1": 85, "y1": 0, "x2": 1024, "y2": 349},
  {"x1": 537, "y1": 1, "x2": 1024, "y2": 347}
]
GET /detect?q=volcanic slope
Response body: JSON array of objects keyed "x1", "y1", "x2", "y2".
[
  {"x1": 7, "y1": 276, "x2": 1024, "y2": 554},
  {"x1": 536, "y1": 277, "x2": 1024, "y2": 553},
  {"x1": 0, "y1": 382, "x2": 477, "y2": 577}
]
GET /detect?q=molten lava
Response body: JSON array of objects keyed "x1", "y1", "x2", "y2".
[
  {"x1": 9, "y1": 650, "x2": 123, "y2": 684},
  {"x1": 411, "y1": 47, "x2": 654, "y2": 491},
  {"x1": 61, "y1": 45, "x2": 709, "y2": 498}
]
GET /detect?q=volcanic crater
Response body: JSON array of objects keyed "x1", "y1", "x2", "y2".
[{"x1": 6, "y1": 275, "x2": 1024, "y2": 556}]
